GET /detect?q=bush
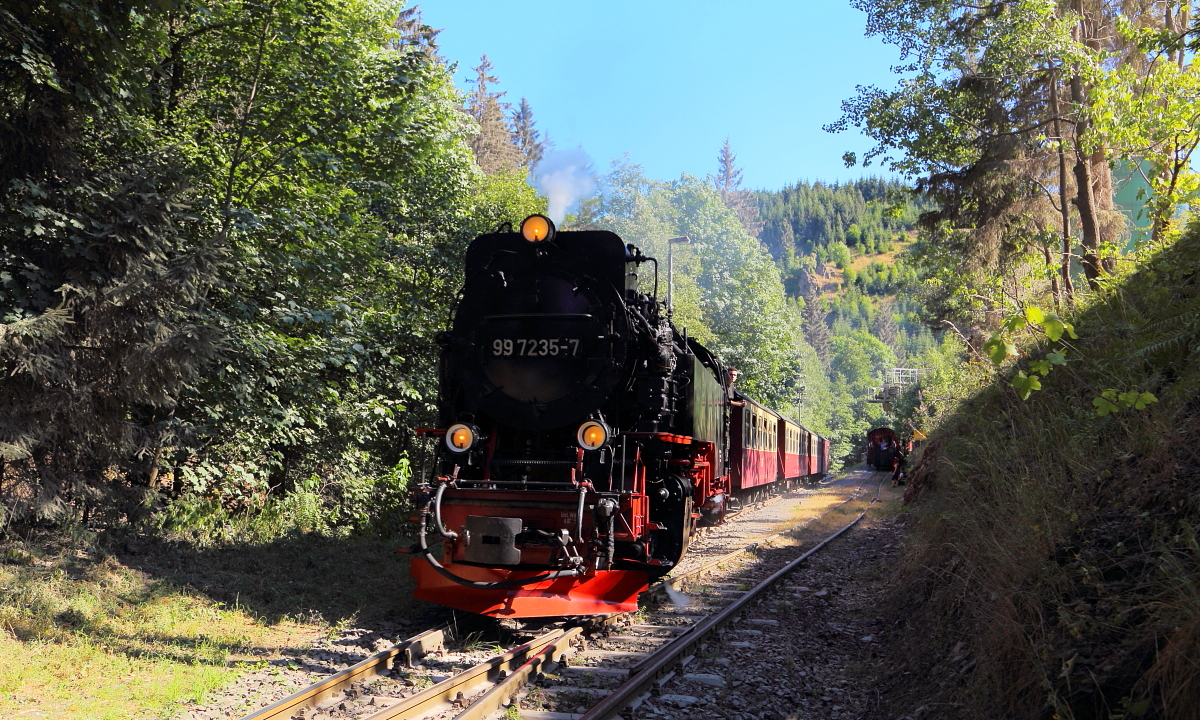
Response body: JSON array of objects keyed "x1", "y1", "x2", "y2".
[
  {"x1": 828, "y1": 241, "x2": 852, "y2": 269},
  {"x1": 151, "y1": 458, "x2": 413, "y2": 545}
]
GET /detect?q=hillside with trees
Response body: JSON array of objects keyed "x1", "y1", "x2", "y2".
[
  {"x1": 827, "y1": 1, "x2": 1200, "y2": 718},
  {"x1": 740, "y1": 175, "x2": 940, "y2": 463}
]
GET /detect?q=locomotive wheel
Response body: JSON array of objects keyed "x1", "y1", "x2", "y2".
[
  {"x1": 651, "y1": 496, "x2": 693, "y2": 567},
  {"x1": 650, "y1": 475, "x2": 694, "y2": 567}
]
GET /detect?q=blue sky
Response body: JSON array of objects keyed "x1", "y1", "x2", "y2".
[{"x1": 415, "y1": 1, "x2": 902, "y2": 190}]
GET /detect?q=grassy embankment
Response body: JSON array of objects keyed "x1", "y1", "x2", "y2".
[
  {"x1": 0, "y1": 530, "x2": 421, "y2": 719},
  {"x1": 891, "y1": 223, "x2": 1200, "y2": 718}
]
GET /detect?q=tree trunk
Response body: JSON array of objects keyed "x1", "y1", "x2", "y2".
[
  {"x1": 1070, "y1": 72, "x2": 1104, "y2": 288},
  {"x1": 1050, "y1": 71, "x2": 1075, "y2": 301},
  {"x1": 1042, "y1": 242, "x2": 1059, "y2": 307},
  {"x1": 1091, "y1": 148, "x2": 1117, "y2": 273}
]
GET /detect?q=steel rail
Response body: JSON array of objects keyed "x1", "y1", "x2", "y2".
[
  {"x1": 360, "y1": 627, "x2": 573, "y2": 720},
  {"x1": 237, "y1": 627, "x2": 447, "y2": 720},
  {"x1": 448, "y1": 626, "x2": 582, "y2": 720},
  {"x1": 578, "y1": 477, "x2": 884, "y2": 720}
]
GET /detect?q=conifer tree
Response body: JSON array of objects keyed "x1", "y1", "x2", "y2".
[
  {"x1": 714, "y1": 137, "x2": 762, "y2": 237},
  {"x1": 510, "y1": 97, "x2": 545, "y2": 169},
  {"x1": 393, "y1": 6, "x2": 440, "y2": 57},
  {"x1": 466, "y1": 55, "x2": 522, "y2": 174},
  {"x1": 802, "y1": 275, "x2": 833, "y2": 365},
  {"x1": 872, "y1": 302, "x2": 901, "y2": 357}
]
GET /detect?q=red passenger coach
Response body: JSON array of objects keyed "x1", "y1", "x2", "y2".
[
  {"x1": 777, "y1": 416, "x2": 803, "y2": 482},
  {"x1": 801, "y1": 426, "x2": 816, "y2": 478},
  {"x1": 731, "y1": 393, "x2": 780, "y2": 494},
  {"x1": 777, "y1": 414, "x2": 829, "y2": 484}
]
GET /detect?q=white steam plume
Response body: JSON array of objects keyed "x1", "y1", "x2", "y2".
[{"x1": 531, "y1": 148, "x2": 597, "y2": 225}]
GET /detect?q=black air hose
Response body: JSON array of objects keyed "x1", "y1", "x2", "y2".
[
  {"x1": 411, "y1": 536, "x2": 581, "y2": 590},
  {"x1": 433, "y1": 482, "x2": 457, "y2": 540}
]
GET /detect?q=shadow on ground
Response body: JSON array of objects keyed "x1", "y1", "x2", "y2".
[{"x1": 108, "y1": 531, "x2": 451, "y2": 630}]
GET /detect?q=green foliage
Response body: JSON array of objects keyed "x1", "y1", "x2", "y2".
[
  {"x1": 1009, "y1": 370, "x2": 1040, "y2": 401},
  {"x1": 0, "y1": 0, "x2": 542, "y2": 533},
  {"x1": 979, "y1": 306, "x2": 1078, "y2": 400},
  {"x1": 1093, "y1": 389, "x2": 1158, "y2": 417},
  {"x1": 889, "y1": 218, "x2": 1200, "y2": 718},
  {"x1": 583, "y1": 159, "x2": 831, "y2": 434},
  {"x1": 983, "y1": 334, "x2": 1017, "y2": 365}
]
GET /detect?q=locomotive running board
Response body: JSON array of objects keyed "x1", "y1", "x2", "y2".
[{"x1": 410, "y1": 558, "x2": 647, "y2": 617}]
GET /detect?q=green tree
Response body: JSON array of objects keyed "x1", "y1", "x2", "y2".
[
  {"x1": 591, "y1": 159, "x2": 820, "y2": 415},
  {"x1": 0, "y1": 0, "x2": 548, "y2": 531},
  {"x1": 0, "y1": 0, "x2": 223, "y2": 522}
]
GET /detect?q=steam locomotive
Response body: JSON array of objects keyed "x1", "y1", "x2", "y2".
[
  {"x1": 865, "y1": 427, "x2": 898, "y2": 470},
  {"x1": 410, "y1": 215, "x2": 830, "y2": 618}
]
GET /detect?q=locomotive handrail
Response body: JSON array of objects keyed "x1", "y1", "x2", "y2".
[
  {"x1": 432, "y1": 481, "x2": 457, "y2": 541},
  {"x1": 574, "y1": 483, "x2": 587, "y2": 544}
]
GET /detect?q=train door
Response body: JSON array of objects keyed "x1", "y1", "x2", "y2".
[
  {"x1": 730, "y1": 400, "x2": 745, "y2": 492},
  {"x1": 776, "y1": 421, "x2": 787, "y2": 482}
]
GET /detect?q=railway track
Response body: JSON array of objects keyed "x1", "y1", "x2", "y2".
[{"x1": 236, "y1": 471, "x2": 886, "y2": 720}]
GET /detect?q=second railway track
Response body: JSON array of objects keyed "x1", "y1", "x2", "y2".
[{"x1": 235, "y1": 471, "x2": 888, "y2": 720}]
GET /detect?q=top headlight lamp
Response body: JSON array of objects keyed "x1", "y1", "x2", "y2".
[{"x1": 520, "y1": 214, "x2": 555, "y2": 243}]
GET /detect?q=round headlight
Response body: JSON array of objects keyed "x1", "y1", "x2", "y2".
[
  {"x1": 520, "y1": 214, "x2": 555, "y2": 243},
  {"x1": 576, "y1": 420, "x2": 610, "y2": 451},
  {"x1": 445, "y1": 423, "x2": 479, "y2": 453}
]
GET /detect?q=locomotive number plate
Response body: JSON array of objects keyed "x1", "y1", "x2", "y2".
[{"x1": 491, "y1": 338, "x2": 581, "y2": 357}]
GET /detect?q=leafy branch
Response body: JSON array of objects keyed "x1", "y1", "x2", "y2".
[{"x1": 981, "y1": 305, "x2": 1076, "y2": 399}]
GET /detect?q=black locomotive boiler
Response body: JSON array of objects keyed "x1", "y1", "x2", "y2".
[{"x1": 409, "y1": 215, "x2": 825, "y2": 617}]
